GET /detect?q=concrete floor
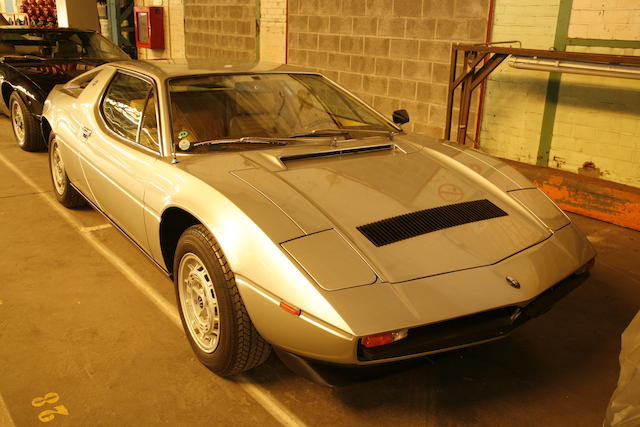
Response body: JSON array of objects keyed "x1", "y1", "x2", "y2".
[{"x1": 0, "y1": 116, "x2": 638, "y2": 427}]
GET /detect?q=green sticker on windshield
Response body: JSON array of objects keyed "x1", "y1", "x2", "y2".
[{"x1": 178, "y1": 130, "x2": 189, "y2": 139}]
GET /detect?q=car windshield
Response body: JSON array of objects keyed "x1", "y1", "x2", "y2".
[
  {"x1": 168, "y1": 73, "x2": 397, "y2": 152},
  {"x1": 0, "y1": 29, "x2": 129, "y2": 60}
]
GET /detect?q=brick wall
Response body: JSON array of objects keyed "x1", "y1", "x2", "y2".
[
  {"x1": 569, "y1": 0, "x2": 640, "y2": 40},
  {"x1": 481, "y1": 0, "x2": 640, "y2": 188},
  {"x1": 184, "y1": 0, "x2": 256, "y2": 61},
  {"x1": 287, "y1": 0, "x2": 489, "y2": 137},
  {"x1": 260, "y1": 0, "x2": 286, "y2": 62},
  {"x1": 549, "y1": 47, "x2": 640, "y2": 187},
  {"x1": 479, "y1": 0, "x2": 561, "y2": 164}
]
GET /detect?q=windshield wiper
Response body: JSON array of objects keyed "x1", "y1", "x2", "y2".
[
  {"x1": 189, "y1": 136, "x2": 298, "y2": 149},
  {"x1": 1, "y1": 54, "x2": 47, "y2": 61},
  {"x1": 288, "y1": 128, "x2": 395, "y2": 139}
]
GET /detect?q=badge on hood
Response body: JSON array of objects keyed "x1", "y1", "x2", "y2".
[{"x1": 506, "y1": 276, "x2": 521, "y2": 289}]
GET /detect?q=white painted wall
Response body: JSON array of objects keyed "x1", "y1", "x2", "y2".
[
  {"x1": 135, "y1": 0, "x2": 185, "y2": 60},
  {"x1": 260, "y1": 0, "x2": 286, "y2": 63},
  {"x1": 570, "y1": 0, "x2": 640, "y2": 40}
]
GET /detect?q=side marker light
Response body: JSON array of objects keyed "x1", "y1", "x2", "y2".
[{"x1": 279, "y1": 301, "x2": 301, "y2": 316}]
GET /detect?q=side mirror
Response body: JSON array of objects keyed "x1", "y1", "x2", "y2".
[{"x1": 392, "y1": 109, "x2": 409, "y2": 125}]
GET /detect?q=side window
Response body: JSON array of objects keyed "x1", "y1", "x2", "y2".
[
  {"x1": 101, "y1": 72, "x2": 152, "y2": 142},
  {"x1": 139, "y1": 91, "x2": 159, "y2": 151}
]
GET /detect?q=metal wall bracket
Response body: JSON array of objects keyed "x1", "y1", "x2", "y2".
[{"x1": 444, "y1": 43, "x2": 640, "y2": 147}]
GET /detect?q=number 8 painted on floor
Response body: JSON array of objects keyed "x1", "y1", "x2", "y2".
[
  {"x1": 31, "y1": 393, "x2": 59, "y2": 407},
  {"x1": 38, "y1": 405, "x2": 69, "y2": 423}
]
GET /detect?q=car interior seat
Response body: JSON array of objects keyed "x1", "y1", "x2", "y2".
[
  {"x1": 170, "y1": 90, "x2": 228, "y2": 145},
  {"x1": 228, "y1": 88, "x2": 288, "y2": 138}
]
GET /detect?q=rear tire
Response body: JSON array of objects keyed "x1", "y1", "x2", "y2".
[
  {"x1": 48, "y1": 137, "x2": 86, "y2": 208},
  {"x1": 174, "y1": 224, "x2": 271, "y2": 376},
  {"x1": 10, "y1": 92, "x2": 45, "y2": 152}
]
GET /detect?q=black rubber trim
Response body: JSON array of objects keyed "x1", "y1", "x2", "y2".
[
  {"x1": 357, "y1": 199, "x2": 508, "y2": 247},
  {"x1": 280, "y1": 144, "x2": 393, "y2": 162}
]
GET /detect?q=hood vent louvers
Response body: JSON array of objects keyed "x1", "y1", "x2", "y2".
[
  {"x1": 280, "y1": 144, "x2": 393, "y2": 163},
  {"x1": 357, "y1": 199, "x2": 508, "y2": 247}
]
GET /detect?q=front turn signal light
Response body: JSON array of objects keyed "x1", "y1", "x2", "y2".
[{"x1": 361, "y1": 329, "x2": 408, "y2": 348}]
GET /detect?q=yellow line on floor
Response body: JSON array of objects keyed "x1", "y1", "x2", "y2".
[
  {"x1": 79, "y1": 223, "x2": 113, "y2": 233},
  {"x1": 0, "y1": 393, "x2": 16, "y2": 427},
  {"x1": 0, "y1": 151, "x2": 307, "y2": 427}
]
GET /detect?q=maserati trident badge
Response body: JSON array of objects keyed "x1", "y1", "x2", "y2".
[{"x1": 506, "y1": 276, "x2": 521, "y2": 289}]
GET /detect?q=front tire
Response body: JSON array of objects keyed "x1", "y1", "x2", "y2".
[
  {"x1": 174, "y1": 225, "x2": 271, "y2": 376},
  {"x1": 48, "y1": 137, "x2": 85, "y2": 208},
  {"x1": 10, "y1": 92, "x2": 45, "y2": 152}
]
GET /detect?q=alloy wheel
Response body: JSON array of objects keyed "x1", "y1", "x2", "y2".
[
  {"x1": 178, "y1": 252, "x2": 220, "y2": 353},
  {"x1": 11, "y1": 100, "x2": 25, "y2": 145},
  {"x1": 50, "y1": 141, "x2": 67, "y2": 195}
]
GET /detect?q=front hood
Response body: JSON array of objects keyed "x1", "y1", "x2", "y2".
[
  {"x1": 7, "y1": 59, "x2": 104, "y2": 94},
  {"x1": 233, "y1": 136, "x2": 552, "y2": 283}
]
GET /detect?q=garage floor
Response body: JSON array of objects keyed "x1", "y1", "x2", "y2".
[{"x1": 0, "y1": 116, "x2": 638, "y2": 427}]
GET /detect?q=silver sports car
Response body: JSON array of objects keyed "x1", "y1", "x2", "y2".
[{"x1": 43, "y1": 60, "x2": 596, "y2": 382}]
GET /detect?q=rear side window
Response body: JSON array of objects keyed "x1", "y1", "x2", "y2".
[
  {"x1": 101, "y1": 72, "x2": 152, "y2": 143},
  {"x1": 63, "y1": 69, "x2": 100, "y2": 98}
]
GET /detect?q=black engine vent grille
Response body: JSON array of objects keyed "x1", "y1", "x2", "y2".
[{"x1": 357, "y1": 199, "x2": 508, "y2": 247}]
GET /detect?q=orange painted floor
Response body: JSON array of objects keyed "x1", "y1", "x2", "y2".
[{"x1": 506, "y1": 159, "x2": 640, "y2": 232}]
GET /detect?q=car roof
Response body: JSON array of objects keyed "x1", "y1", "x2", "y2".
[
  {"x1": 110, "y1": 59, "x2": 316, "y2": 80},
  {"x1": 0, "y1": 26, "x2": 94, "y2": 32}
]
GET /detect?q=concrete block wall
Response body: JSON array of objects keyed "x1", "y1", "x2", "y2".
[
  {"x1": 286, "y1": 0, "x2": 490, "y2": 137},
  {"x1": 183, "y1": 0, "x2": 256, "y2": 61}
]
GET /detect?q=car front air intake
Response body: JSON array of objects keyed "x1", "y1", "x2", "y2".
[
  {"x1": 357, "y1": 199, "x2": 508, "y2": 247},
  {"x1": 280, "y1": 144, "x2": 393, "y2": 163}
]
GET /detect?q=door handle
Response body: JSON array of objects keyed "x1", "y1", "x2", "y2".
[{"x1": 80, "y1": 126, "x2": 92, "y2": 140}]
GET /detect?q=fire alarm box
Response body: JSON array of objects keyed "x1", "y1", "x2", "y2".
[{"x1": 134, "y1": 6, "x2": 164, "y2": 49}]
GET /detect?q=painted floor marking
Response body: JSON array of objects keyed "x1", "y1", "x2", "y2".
[
  {"x1": 79, "y1": 223, "x2": 113, "y2": 233},
  {"x1": 0, "y1": 152, "x2": 307, "y2": 427},
  {"x1": 0, "y1": 393, "x2": 17, "y2": 427}
]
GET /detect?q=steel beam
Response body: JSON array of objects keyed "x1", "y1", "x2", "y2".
[{"x1": 107, "y1": 0, "x2": 134, "y2": 48}]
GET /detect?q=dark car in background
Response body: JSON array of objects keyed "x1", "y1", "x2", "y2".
[{"x1": 0, "y1": 26, "x2": 129, "y2": 151}]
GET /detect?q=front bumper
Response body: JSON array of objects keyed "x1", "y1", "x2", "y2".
[
  {"x1": 277, "y1": 269, "x2": 591, "y2": 385},
  {"x1": 358, "y1": 269, "x2": 590, "y2": 361}
]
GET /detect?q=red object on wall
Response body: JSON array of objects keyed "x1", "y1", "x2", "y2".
[{"x1": 134, "y1": 6, "x2": 164, "y2": 49}]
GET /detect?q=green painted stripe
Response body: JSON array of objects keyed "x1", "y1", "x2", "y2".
[
  {"x1": 536, "y1": 73, "x2": 562, "y2": 166},
  {"x1": 255, "y1": 0, "x2": 261, "y2": 62},
  {"x1": 567, "y1": 38, "x2": 640, "y2": 49},
  {"x1": 553, "y1": 0, "x2": 573, "y2": 50},
  {"x1": 536, "y1": 0, "x2": 573, "y2": 167}
]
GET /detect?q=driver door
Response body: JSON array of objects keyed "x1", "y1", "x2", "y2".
[{"x1": 79, "y1": 71, "x2": 161, "y2": 251}]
